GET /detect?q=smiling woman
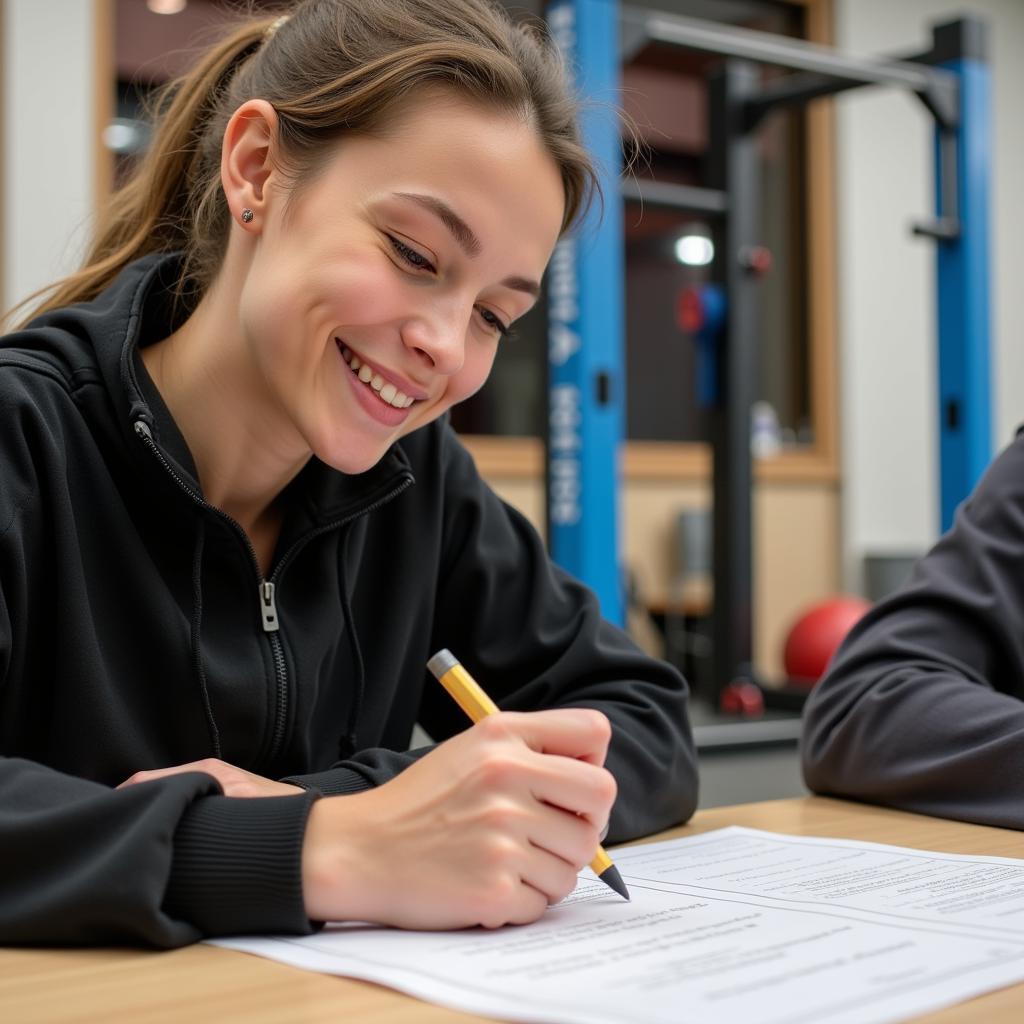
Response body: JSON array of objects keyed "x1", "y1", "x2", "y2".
[
  {"x1": 141, "y1": 90, "x2": 564, "y2": 488},
  {"x1": 0, "y1": 0, "x2": 698, "y2": 948}
]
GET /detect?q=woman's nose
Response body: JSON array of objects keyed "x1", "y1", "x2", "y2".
[{"x1": 401, "y1": 313, "x2": 466, "y2": 376}]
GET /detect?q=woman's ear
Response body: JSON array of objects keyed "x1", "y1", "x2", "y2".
[{"x1": 221, "y1": 99, "x2": 279, "y2": 229}]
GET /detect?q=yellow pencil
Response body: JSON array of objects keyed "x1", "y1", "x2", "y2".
[{"x1": 426, "y1": 648, "x2": 630, "y2": 901}]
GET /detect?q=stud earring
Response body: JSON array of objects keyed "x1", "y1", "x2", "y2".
[{"x1": 241, "y1": 208, "x2": 254, "y2": 224}]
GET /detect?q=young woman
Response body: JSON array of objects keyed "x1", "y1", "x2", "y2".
[{"x1": 0, "y1": 0, "x2": 697, "y2": 947}]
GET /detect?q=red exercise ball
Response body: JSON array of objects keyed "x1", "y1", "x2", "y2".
[{"x1": 783, "y1": 596, "x2": 872, "y2": 688}]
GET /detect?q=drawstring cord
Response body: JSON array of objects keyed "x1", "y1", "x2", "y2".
[
  {"x1": 338, "y1": 528, "x2": 366, "y2": 758},
  {"x1": 190, "y1": 519, "x2": 222, "y2": 757}
]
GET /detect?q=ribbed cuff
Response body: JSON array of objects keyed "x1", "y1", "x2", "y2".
[
  {"x1": 281, "y1": 766, "x2": 375, "y2": 796},
  {"x1": 164, "y1": 791, "x2": 319, "y2": 938}
]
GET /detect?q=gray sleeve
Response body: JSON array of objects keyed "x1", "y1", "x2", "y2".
[{"x1": 801, "y1": 432, "x2": 1024, "y2": 829}]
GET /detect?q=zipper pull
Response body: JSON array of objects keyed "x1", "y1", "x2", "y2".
[{"x1": 259, "y1": 581, "x2": 279, "y2": 632}]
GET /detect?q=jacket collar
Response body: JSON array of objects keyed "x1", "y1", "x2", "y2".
[{"x1": 80, "y1": 253, "x2": 415, "y2": 525}]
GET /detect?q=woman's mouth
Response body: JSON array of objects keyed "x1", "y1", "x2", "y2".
[{"x1": 337, "y1": 340, "x2": 416, "y2": 410}]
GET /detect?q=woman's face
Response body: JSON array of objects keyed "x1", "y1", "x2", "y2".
[{"x1": 237, "y1": 95, "x2": 566, "y2": 475}]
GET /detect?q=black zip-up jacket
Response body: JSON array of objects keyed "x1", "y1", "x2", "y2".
[
  {"x1": 802, "y1": 429, "x2": 1024, "y2": 829},
  {"x1": 0, "y1": 254, "x2": 697, "y2": 947}
]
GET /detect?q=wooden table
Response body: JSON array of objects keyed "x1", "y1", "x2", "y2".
[{"x1": 4, "y1": 796, "x2": 1023, "y2": 1023}]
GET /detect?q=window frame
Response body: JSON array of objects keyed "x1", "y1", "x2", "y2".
[{"x1": 462, "y1": 0, "x2": 838, "y2": 486}]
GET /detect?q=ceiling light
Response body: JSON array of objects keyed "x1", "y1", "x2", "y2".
[
  {"x1": 102, "y1": 118, "x2": 151, "y2": 155},
  {"x1": 674, "y1": 235, "x2": 714, "y2": 267}
]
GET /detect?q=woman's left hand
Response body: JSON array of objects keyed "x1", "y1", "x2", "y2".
[{"x1": 117, "y1": 758, "x2": 304, "y2": 798}]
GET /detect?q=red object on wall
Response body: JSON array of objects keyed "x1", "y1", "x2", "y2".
[
  {"x1": 783, "y1": 596, "x2": 872, "y2": 688},
  {"x1": 677, "y1": 287, "x2": 703, "y2": 333}
]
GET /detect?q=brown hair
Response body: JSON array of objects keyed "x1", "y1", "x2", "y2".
[{"x1": 12, "y1": 0, "x2": 597, "y2": 326}]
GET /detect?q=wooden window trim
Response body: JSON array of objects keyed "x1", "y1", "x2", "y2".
[
  {"x1": 463, "y1": 0, "x2": 838, "y2": 487},
  {"x1": 460, "y1": 435, "x2": 839, "y2": 485},
  {"x1": 94, "y1": 0, "x2": 114, "y2": 215}
]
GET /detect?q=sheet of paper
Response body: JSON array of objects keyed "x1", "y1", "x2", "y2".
[{"x1": 213, "y1": 826, "x2": 1024, "y2": 1024}]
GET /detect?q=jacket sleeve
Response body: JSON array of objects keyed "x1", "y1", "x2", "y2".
[
  {"x1": 288, "y1": 425, "x2": 699, "y2": 837},
  {"x1": 379, "y1": 425, "x2": 699, "y2": 841},
  {"x1": 0, "y1": 374, "x2": 321, "y2": 947},
  {"x1": 801, "y1": 431, "x2": 1024, "y2": 829},
  {"x1": 288, "y1": 424, "x2": 699, "y2": 841},
  {"x1": 0, "y1": 751, "x2": 320, "y2": 947}
]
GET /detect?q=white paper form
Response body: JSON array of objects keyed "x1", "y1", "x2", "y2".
[{"x1": 213, "y1": 827, "x2": 1024, "y2": 1024}]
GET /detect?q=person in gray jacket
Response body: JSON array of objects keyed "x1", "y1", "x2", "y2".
[
  {"x1": 0, "y1": 0, "x2": 697, "y2": 946},
  {"x1": 802, "y1": 429, "x2": 1024, "y2": 830}
]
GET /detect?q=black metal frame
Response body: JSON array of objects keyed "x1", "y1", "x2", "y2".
[{"x1": 619, "y1": 6, "x2": 980, "y2": 706}]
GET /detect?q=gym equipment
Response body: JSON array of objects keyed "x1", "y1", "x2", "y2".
[
  {"x1": 546, "y1": 1, "x2": 991, "y2": 704},
  {"x1": 545, "y1": 0, "x2": 625, "y2": 626},
  {"x1": 782, "y1": 595, "x2": 873, "y2": 687}
]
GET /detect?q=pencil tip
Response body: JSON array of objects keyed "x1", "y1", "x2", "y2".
[{"x1": 599, "y1": 863, "x2": 630, "y2": 901}]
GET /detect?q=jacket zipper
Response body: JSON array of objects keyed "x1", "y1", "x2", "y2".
[
  {"x1": 255, "y1": 481, "x2": 411, "y2": 763},
  {"x1": 258, "y1": 582, "x2": 288, "y2": 765},
  {"x1": 133, "y1": 419, "x2": 412, "y2": 765}
]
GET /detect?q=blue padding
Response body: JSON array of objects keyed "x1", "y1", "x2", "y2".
[
  {"x1": 546, "y1": 0, "x2": 625, "y2": 624},
  {"x1": 935, "y1": 56, "x2": 993, "y2": 532}
]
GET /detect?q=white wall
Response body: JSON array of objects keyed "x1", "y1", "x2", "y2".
[
  {"x1": 2, "y1": 0, "x2": 97, "y2": 312},
  {"x1": 835, "y1": 0, "x2": 1024, "y2": 588}
]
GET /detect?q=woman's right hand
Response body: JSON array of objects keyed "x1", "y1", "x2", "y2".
[{"x1": 301, "y1": 708, "x2": 617, "y2": 929}]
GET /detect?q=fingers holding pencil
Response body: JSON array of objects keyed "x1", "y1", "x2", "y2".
[
  {"x1": 428, "y1": 649, "x2": 630, "y2": 901},
  {"x1": 301, "y1": 702, "x2": 619, "y2": 928},
  {"x1": 501, "y1": 705, "x2": 614, "y2": 768},
  {"x1": 471, "y1": 714, "x2": 617, "y2": 827}
]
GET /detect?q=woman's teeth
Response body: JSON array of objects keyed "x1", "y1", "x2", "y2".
[{"x1": 340, "y1": 345, "x2": 415, "y2": 409}]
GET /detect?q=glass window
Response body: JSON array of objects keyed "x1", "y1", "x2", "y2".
[
  {"x1": 452, "y1": 0, "x2": 814, "y2": 448},
  {"x1": 109, "y1": 0, "x2": 813, "y2": 448}
]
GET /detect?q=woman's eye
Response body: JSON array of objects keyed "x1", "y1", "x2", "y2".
[
  {"x1": 477, "y1": 306, "x2": 512, "y2": 340},
  {"x1": 387, "y1": 235, "x2": 435, "y2": 273},
  {"x1": 385, "y1": 233, "x2": 510, "y2": 339}
]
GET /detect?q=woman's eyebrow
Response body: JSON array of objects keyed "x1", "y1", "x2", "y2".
[
  {"x1": 394, "y1": 191, "x2": 482, "y2": 257},
  {"x1": 502, "y1": 275, "x2": 540, "y2": 299},
  {"x1": 393, "y1": 191, "x2": 540, "y2": 299}
]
